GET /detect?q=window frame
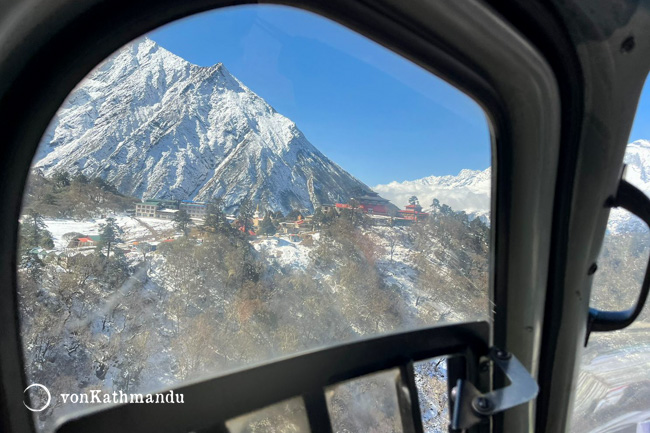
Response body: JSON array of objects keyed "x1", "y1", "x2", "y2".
[
  {"x1": 0, "y1": 0, "x2": 560, "y2": 431},
  {"x1": 57, "y1": 321, "x2": 490, "y2": 433}
]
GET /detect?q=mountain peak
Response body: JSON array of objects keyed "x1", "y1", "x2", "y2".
[
  {"x1": 34, "y1": 39, "x2": 370, "y2": 214},
  {"x1": 629, "y1": 139, "x2": 650, "y2": 149},
  {"x1": 130, "y1": 37, "x2": 231, "y2": 73},
  {"x1": 132, "y1": 36, "x2": 190, "y2": 65}
]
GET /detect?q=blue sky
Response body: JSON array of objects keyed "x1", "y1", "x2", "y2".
[
  {"x1": 630, "y1": 77, "x2": 650, "y2": 143},
  {"x1": 149, "y1": 5, "x2": 490, "y2": 186}
]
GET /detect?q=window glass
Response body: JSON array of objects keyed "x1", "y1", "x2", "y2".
[
  {"x1": 571, "y1": 75, "x2": 650, "y2": 432},
  {"x1": 17, "y1": 5, "x2": 490, "y2": 431},
  {"x1": 326, "y1": 369, "x2": 404, "y2": 433},
  {"x1": 414, "y1": 357, "x2": 450, "y2": 432},
  {"x1": 226, "y1": 398, "x2": 310, "y2": 433}
]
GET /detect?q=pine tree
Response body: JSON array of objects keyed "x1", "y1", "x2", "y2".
[
  {"x1": 313, "y1": 207, "x2": 334, "y2": 227},
  {"x1": 237, "y1": 198, "x2": 254, "y2": 234},
  {"x1": 97, "y1": 217, "x2": 121, "y2": 258},
  {"x1": 173, "y1": 210, "x2": 192, "y2": 236},
  {"x1": 72, "y1": 173, "x2": 89, "y2": 185},
  {"x1": 312, "y1": 207, "x2": 325, "y2": 225},
  {"x1": 339, "y1": 207, "x2": 365, "y2": 227},
  {"x1": 52, "y1": 170, "x2": 70, "y2": 189},
  {"x1": 285, "y1": 209, "x2": 302, "y2": 221},
  {"x1": 258, "y1": 214, "x2": 276, "y2": 236},
  {"x1": 18, "y1": 210, "x2": 51, "y2": 280},
  {"x1": 20, "y1": 210, "x2": 54, "y2": 252},
  {"x1": 203, "y1": 199, "x2": 229, "y2": 234}
]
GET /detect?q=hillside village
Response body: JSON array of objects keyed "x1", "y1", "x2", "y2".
[
  {"x1": 19, "y1": 163, "x2": 650, "y2": 433},
  {"x1": 42, "y1": 187, "x2": 434, "y2": 264},
  {"x1": 131, "y1": 191, "x2": 428, "y2": 232},
  {"x1": 17, "y1": 170, "x2": 490, "y2": 433}
]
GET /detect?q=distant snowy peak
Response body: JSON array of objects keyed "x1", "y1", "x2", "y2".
[
  {"x1": 374, "y1": 140, "x2": 650, "y2": 231},
  {"x1": 622, "y1": 139, "x2": 650, "y2": 189},
  {"x1": 374, "y1": 168, "x2": 491, "y2": 221},
  {"x1": 34, "y1": 37, "x2": 370, "y2": 214},
  {"x1": 609, "y1": 139, "x2": 650, "y2": 233}
]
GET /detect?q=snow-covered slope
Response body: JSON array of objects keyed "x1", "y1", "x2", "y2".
[
  {"x1": 609, "y1": 139, "x2": 650, "y2": 233},
  {"x1": 35, "y1": 38, "x2": 371, "y2": 214},
  {"x1": 373, "y1": 168, "x2": 491, "y2": 220}
]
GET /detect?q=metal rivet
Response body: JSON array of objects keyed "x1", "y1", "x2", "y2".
[
  {"x1": 621, "y1": 36, "x2": 635, "y2": 53},
  {"x1": 588, "y1": 263, "x2": 598, "y2": 275},
  {"x1": 495, "y1": 349, "x2": 511, "y2": 360},
  {"x1": 473, "y1": 396, "x2": 493, "y2": 414}
]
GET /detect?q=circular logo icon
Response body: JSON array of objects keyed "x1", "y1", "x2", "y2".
[{"x1": 23, "y1": 384, "x2": 51, "y2": 412}]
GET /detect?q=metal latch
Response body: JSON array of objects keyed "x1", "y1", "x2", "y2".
[{"x1": 450, "y1": 347, "x2": 539, "y2": 430}]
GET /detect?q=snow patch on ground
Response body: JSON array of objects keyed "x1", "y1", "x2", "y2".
[
  {"x1": 43, "y1": 214, "x2": 177, "y2": 251},
  {"x1": 44, "y1": 219, "x2": 102, "y2": 250},
  {"x1": 253, "y1": 236, "x2": 311, "y2": 270}
]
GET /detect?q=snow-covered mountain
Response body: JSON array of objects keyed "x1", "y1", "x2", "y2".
[
  {"x1": 609, "y1": 139, "x2": 650, "y2": 233},
  {"x1": 374, "y1": 140, "x2": 650, "y2": 229},
  {"x1": 34, "y1": 38, "x2": 371, "y2": 214},
  {"x1": 374, "y1": 168, "x2": 491, "y2": 221}
]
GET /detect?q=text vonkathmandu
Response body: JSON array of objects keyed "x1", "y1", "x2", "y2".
[{"x1": 60, "y1": 390, "x2": 184, "y2": 404}]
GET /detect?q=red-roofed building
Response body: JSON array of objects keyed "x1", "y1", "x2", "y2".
[
  {"x1": 238, "y1": 226, "x2": 256, "y2": 236},
  {"x1": 67, "y1": 235, "x2": 101, "y2": 248},
  {"x1": 336, "y1": 191, "x2": 392, "y2": 216},
  {"x1": 398, "y1": 204, "x2": 429, "y2": 221}
]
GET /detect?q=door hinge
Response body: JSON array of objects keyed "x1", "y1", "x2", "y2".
[{"x1": 450, "y1": 347, "x2": 539, "y2": 430}]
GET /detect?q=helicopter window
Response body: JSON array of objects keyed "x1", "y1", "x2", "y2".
[
  {"x1": 325, "y1": 369, "x2": 406, "y2": 432},
  {"x1": 571, "y1": 75, "x2": 650, "y2": 432},
  {"x1": 16, "y1": 4, "x2": 491, "y2": 431},
  {"x1": 414, "y1": 357, "x2": 450, "y2": 431},
  {"x1": 225, "y1": 397, "x2": 310, "y2": 433}
]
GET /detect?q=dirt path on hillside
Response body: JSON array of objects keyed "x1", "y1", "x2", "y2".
[{"x1": 132, "y1": 217, "x2": 160, "y2": 240}]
